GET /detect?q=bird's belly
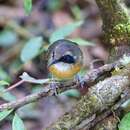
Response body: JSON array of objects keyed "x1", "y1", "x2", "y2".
[{"x1": 49, "y1": 62, "x2": 81, "y2": 79}]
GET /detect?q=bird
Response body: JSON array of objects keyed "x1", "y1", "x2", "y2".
[{"x1": 47, "y1": 39, "x2": 83, "y2": 81}]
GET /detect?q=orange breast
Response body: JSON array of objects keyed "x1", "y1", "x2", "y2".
[{"x1": 49, "y1": 63, "x2": 81, "y2": 79}]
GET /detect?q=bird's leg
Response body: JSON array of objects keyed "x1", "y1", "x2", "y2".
[
  {"x1": 50, "y1": 75, "x2": 58, "y2": 96},
  {"x1": 75, "y1": 74, "x2": 85, "y2": 88}
]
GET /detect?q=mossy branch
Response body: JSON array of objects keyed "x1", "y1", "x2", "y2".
[
  {"x1": 96, "y1": 0, "x2": 130, "y2": 45},
  {"x1": 45, "y1": 74, "x2": 130, "y2": 130}
]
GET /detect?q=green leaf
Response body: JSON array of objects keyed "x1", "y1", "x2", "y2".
[
  {"x1": 0, "y1": 30, "x2": 18, "y2": 47},
  {"x1": 0, "y1": 109, "x2": 13, "y2": 121},
  {"x1": 12, "y1": 113, "x2": 26, "y2": 130},
  {"x1": 24, "y1": 0, "x2": 32, "y2": 15},
  {"x1": 0, "y1": 86, "x2": 16, "y2": 101},
  {"x1": 0, "y1": 80, "x2": 9, "y2": 86},
  {"x1": 32, "y1": 86, "x2": 43, "y2": 93},
  {"x1": 10, "y1": 59, "x2": 23, "y2": 74},
  {"x1": 20, "y1": 36, "x2": 43, "y2": 63},
  {"x1": 18, "y1": 103, "x2": 40, "y2": 119},
  {"x1": 48, "y1": 0, "x2": 62, "y2": 11},
  {"x1": 0, "y1": 67, "x2": 11, "y2": 81},
  {"x1": 118, "y1": 112, "x2": 130, "y2": 130},
  {"x1": 59, "y1": 89, "x2": 80, "y2": 98},
  {"x1": 69, "y1": 38, "x2": 95, "y2": 46},
  {"x1": 50, "y1": 21, "x2": 83, "y2": 43},
  {"x1": 71, "y1": 5, "x2": 82, "y2": 20}
]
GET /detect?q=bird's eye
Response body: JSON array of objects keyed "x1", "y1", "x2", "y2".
[{"x1": 59, "y1": 55, "x2": 75, "y2": 64}]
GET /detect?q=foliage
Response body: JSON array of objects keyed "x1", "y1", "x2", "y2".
[
  {"x1": 0, "y1": 30, "x2": 18, "y2": 47},
  {"x1": 0, "y1": 80, "x2": 9, "y2": 86},
  {"x1": 70, "y1": 38, "x2": 95, "y2": 46},
  {"x1": 118, "y1": 112, "x2": 130, "y2": 130},
  {"x1": 59, "y1": 89, "x2": 80, "y2": 98},
  {"x1": 24, "y1": 0, "x2": 32, "y2": 15},
  {"x1": 50, "y1": 21, "x2": 83, "y2": 43},
  {"x1": 12, "y1": 113, "x2": 26, "y2": 130},
  {"x1": 20, "y1": 36, "x2": 43, "y2": 63},
  {"x1": 0, "y1": 67, "x2": 11, "y2": 81},
  {"x1": 0, "y1": 86, "x2": 16, "y2": 101},
  {"x1": 0, "y1": 109, "x2": 13, "y2": 121}
]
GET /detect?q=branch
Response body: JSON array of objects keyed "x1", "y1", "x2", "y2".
[
  {"x1": 76, "y1": 92, "x2": 130, "y2": 130},
  {"x1": 0, "y1": 59, "x2": 123, "y2": 111},
  {"x1": 0, "y1": 86, "x2": 53, "y2": 111},
  {"x1": 45, "y1": 74, "x2": 130, "y2": 130}
]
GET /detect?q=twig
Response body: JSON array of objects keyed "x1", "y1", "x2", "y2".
[
  {"x1": 3, "y1": 80, "x2": 24, "y2": 93},
  {"x1": 0, "y1": 86, "x2": 53, "y2": 111}
]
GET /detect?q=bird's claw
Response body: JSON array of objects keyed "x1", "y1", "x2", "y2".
[
  {"x1": 75, "y1": 75, "x2": 85, "y2": 88},
  {"x1": 50, "y1": 82, "x2": 58, "y2": 96}
]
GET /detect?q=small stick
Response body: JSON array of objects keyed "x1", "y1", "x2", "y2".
[{"x1": 3, "y1": 80, "x2": 25, "y2": 93}]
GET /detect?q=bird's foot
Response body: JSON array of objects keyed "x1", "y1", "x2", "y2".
[
  {"x1": 75, "y1": 75, "x2": 85, "y2": 88},
  {"x1": 50, "y1": 82, "x2": 58, "y2": 96}
]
